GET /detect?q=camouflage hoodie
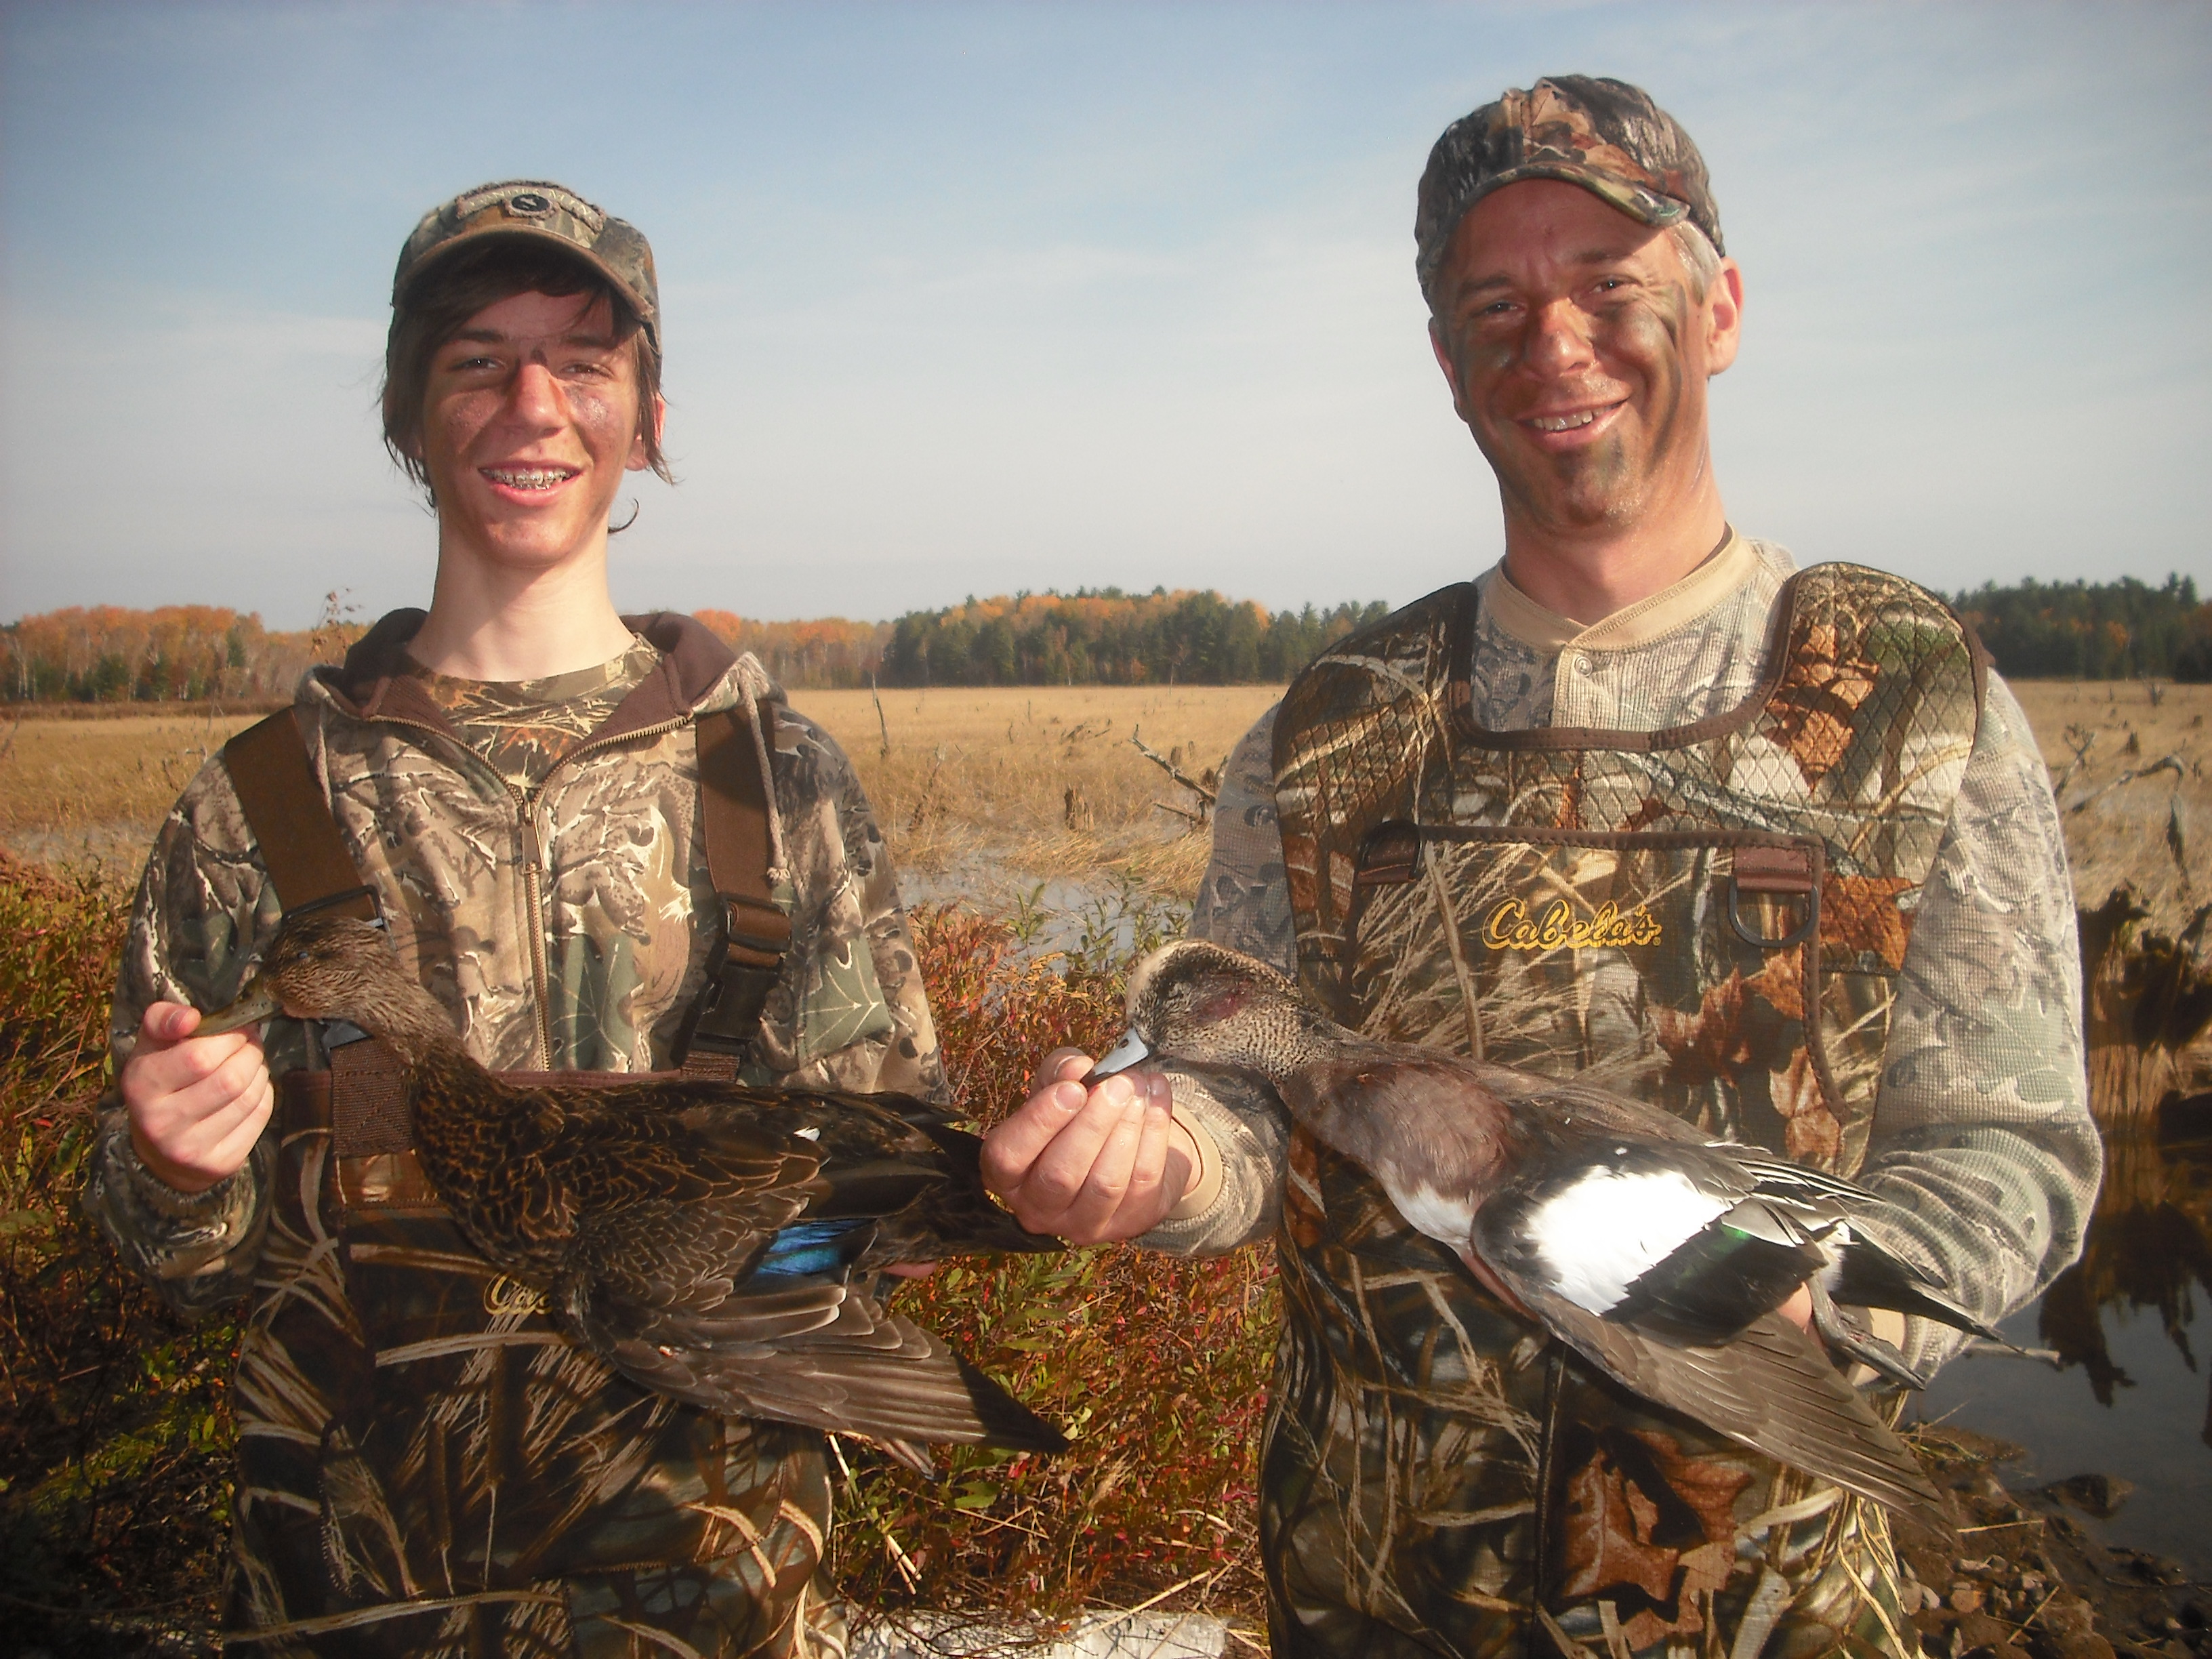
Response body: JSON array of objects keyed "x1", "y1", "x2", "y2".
[{"x1": 85, "y1": 610, "x2": 942, "y2": 1656}]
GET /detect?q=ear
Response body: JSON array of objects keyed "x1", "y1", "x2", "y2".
[
  {"x1": 1702, "y1": 259, "x2": 1744, "y2": 377},
  {"x1": 627, "y1": 394, "x2": 667, "y2": 472},
  {"x1": 1429, "y1": 318, "x2": 1469, "y2": 418}
]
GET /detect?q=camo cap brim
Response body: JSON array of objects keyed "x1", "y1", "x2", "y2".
[
  {"x1": 393, "y1": 180, "x2": 660, "y2": 350},
  {"x1": 1416, "y1": 75, "x2": 1723, "y2": 307}
]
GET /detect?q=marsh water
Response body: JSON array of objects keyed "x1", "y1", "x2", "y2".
[{"x1": 1917, "y1": 1096, "x2": 2212, "y2": 1576}]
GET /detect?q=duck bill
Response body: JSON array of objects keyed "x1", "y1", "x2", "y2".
[
  {"x1": 1080, "y1": 1029, "x2": 1151, "y2": 1086},
  {"x1": 194, "y1": 977, "x2": 281, "y2": 1037}
]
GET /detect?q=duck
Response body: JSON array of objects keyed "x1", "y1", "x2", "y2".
[
  {"x1": 1087, "y1": 939, "x2": 2005, "y2": 1531},
  {"x1": 197, "y1": 910, "x2": 1066, "y2": 1470}
]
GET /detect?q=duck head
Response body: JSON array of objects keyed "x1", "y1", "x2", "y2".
[
  {"x1": 195, "y1": 912, "x2": 459, "y2": 1062},
  {"x1": 1087, "y1": 939, "x2": 1335, "y2": 1088}
]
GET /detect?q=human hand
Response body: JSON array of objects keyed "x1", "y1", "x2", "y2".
[
  {"x1": 120, "y1": 1002, "x2": 273, "y2": 1195},
  {"x1": 980, "y1": 1048, "x2": 1192, "y2": 1244},
  {"x1": 1780, "y1": 1284, "x2": 1814, "y2": 1332}
]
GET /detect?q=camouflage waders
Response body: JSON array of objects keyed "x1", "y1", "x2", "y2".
[
  {"x1": 230, "y1": 1043, "x2": 840, "y2": 1658},
  {"x1": 1264, "y1": 565, "x2": 1984, "y2": 1658}
]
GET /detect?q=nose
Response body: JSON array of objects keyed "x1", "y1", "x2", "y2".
[
  {"x1": 502, "y1": 358, "x2": 566, "y2": 429},
  {"x1": 1524, "y1": 298, "x2": 1598, "y2": 377}
]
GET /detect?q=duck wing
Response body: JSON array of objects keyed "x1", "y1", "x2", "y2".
[
  {"x1": 1453, "y1": 1058, "x2": 1718, "y2": 1148},
  {"x1": 560, "y1": 1199, "x2": 1063, "y2": 1457},
  {"x1": 1500, "y1": 1271, "x2": 1949, "y2": 1536},
  {"x1": 1471, "y1": 1141, "x2": 1836, "y2": 1347},
  {"x1": 542, "y1": 1086, "x2": 1065, "y2": 1455}
]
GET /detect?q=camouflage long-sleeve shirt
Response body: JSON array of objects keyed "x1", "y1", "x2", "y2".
[
  {"x1": 87, "y1": 608, "x2": 944, "y2": 1315},
  {"x1": 1158, "y1": 536, "x2": 2101, "y2": 1377}
]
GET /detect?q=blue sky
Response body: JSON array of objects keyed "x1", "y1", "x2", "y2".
[{"x1": 2, "y1": 1, "x2": 2207, "y2": 628}]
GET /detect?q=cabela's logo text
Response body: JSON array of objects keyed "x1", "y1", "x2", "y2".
[{"x1": 1482, "y1": 898, "x2": 1662, "y2": 951}]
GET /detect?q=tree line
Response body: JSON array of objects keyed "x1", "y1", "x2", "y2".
[
  {"x1": 0, "y1": 605, "x2": 363, "y2": 705},
  {"x1": 14, "y1": 575, "x2": 2202, "y2": 703},
  {"x1": 878, "y1": 588, "x2": 1391, "y2": 687},
  {"x1": 1952, "y1": 573, "x2": 2210, "y2": 682},
  {"x1": 2, "y1": 590, "x2": 1391, "y2": 702}
]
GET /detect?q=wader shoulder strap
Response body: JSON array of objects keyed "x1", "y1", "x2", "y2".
[
  {"x1": 221, "y1": 709, "x2": 380, "y2": 922},
  {"x1": 678, "y1": 703, "x2": 792, "y2": 1069}
]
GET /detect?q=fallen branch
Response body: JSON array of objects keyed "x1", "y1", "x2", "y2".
[
  {"x1": 1150, "y1": 799, "x2": 1206, "y2": 825},
  {"x1": 1129, "y1": 725, "x2": 1217, "y2": 806},
  {"x1": 2065, "y1": 754, "x2": 2184, "y2": 816},
  {"x1": 1960, "y1": 1338, "x2": 2062, "y2": 1365}
]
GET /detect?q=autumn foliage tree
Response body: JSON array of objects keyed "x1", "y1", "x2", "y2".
[{"x1": 7, "y1": 590, "x2": 1391, "y2": 701}]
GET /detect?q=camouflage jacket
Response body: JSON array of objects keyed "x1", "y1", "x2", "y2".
[
  {"x1": 86, "y1": 611, "x2": 943, "y2": 1655},
  {"x1": 1164, "y1": 539, "x2": 2100, "y2": 1658}
]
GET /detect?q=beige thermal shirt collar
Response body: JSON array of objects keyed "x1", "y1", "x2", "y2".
[{"x1": 1466, "y1": 530, "x2": 1794, "y2": 734}]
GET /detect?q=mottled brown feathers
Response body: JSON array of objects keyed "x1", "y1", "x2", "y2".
[{"x1": 230, "y1": 911, "x2": 1065, "y2": 1457}]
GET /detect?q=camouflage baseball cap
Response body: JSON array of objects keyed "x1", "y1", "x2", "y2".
[
  {"x1": 1414, "y1": 75, "x2": 1723, "y2": 304},
  {"x1": 393, "y1": 180, "x2": 660, "y2": 350}
]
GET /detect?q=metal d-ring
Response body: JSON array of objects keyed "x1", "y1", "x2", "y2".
[{"x1": 1727, "y1": 874, "x2": 1818, "y2": 950}]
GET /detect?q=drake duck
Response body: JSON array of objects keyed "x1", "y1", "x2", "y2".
[
  {"x1": 1089, "y1": 939, "x2": 2004, "y2": 1530},
  {"x1": 199, "y1": 911, "x2": 1065, "y2": 1468}
]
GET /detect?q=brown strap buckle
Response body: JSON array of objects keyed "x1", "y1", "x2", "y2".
[
  {"x1": 1727, "y1": 843, "x2": 1820, "y2": 950},
  {"x1": 722, "y1": 894, "x2": 792, "y2": 960},
  {"x1": 1352, "y1": 820, "x2": 1422, "y2": 888}
]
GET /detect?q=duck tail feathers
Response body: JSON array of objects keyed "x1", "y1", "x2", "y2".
[{"x1": 955, "y1": 1353, "x2": 1070, "y2": 1455}]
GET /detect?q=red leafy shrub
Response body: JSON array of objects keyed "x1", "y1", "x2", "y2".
[
  {"x1": 830, "y1": 906, "x2": 1277, "y2": 1622},
  {"x1": 0, "y1": 854, "x2": 233, "y2": 1654}
]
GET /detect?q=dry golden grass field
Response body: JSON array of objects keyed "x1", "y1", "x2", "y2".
[
  {"x1": 0, "y1": 678, "x2": 2201, "y2": 922},
  {"x1": 0, "y1": 687, "x2": 1284, "y2": 907}
]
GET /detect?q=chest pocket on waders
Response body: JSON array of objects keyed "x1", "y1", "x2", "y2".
[{"x1": 1341, "y1": 821, "x2": 1857, "y2": 1171}]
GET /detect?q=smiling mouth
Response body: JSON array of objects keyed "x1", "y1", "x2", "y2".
[
  {"x1": 482, "y1": 466, "x2": 578, "y2": 491},
  {"x1": 1527, "y1": 410, "x2": 1602, "y2": 433}
]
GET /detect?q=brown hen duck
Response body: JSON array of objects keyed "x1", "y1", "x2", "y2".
[{"x1": 199, "y1": 911, "x2": 1065, "y2": 1466}]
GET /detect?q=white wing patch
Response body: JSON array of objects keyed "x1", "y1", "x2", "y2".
[{"x1": 1528, "y1": 1167, "x2": 1725, "y2": 1313}]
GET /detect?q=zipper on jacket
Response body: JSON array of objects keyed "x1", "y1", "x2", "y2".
[{"x1": 511, "y1": 784, "x2": 555, "y2": 1069}]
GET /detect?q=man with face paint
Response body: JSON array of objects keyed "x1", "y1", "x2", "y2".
[{"x1": 983, "y1": 77, "x2": 2098, "y2": 1658}]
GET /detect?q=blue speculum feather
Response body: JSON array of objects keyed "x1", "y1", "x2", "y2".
[{"x1": 754, "y1": 1218, "x2": 872, "y2": 1281}]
